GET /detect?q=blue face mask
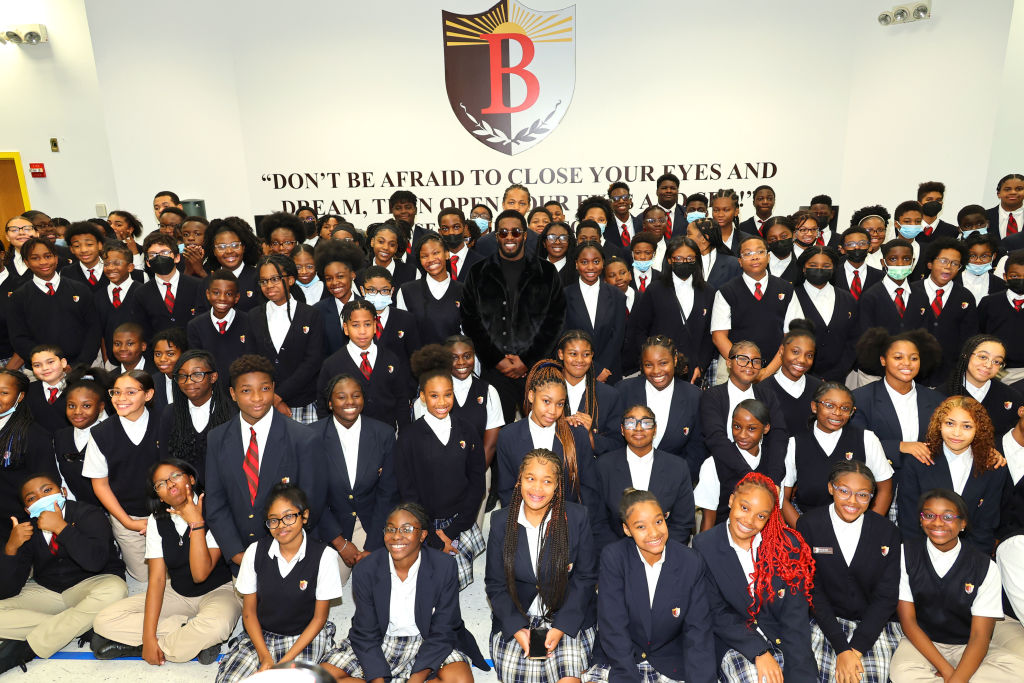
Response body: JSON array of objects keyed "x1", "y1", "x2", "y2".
[
  {"x1": 961, "y1": 227, "x2": 988, "y2": 238},
  {"x1": 633, "y1": 259, "x2": 653, "y2": 273},
  {"x1": 0, "y1": 401, "x2": 20, "y2": 419},
  {"x1": 596, "y1": 222, "x2": 607, "y2": 235},
  {"x1": 363, "y1": 292, "x2": 391, "y2": 311},
  {"x1": 686, "y1": 211, "x2": 706, "y2": 224},
  {"x1": 897, "y1": 223, "x2": 924, "y2": 239},
  {"x1": 965, "y1": 262, "x2": 992, "y2": 276},
  {"x1": 472, "y1": 217, "x2": 489, "y2": 233},
  {"x1": 298, "y1": 275, "x2": 321, "y2": 289},
  {"x1": 177, "y1": 243, "x2": 186, "y2": 253},
  {"x1": 27, "y1": 492, "x2": 66, "y2": 519},
  {"x1": 54, "y1": 238, "x2": 68, "y2": 248}
]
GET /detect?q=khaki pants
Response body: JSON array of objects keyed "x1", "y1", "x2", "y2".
[
  {"x1": 336, "y1": 517, "x2": 367, "y2": 586},
  {"x1": 890, "y1": 621, "x2": 1024, "y2": 681},
  {"x1": 93, "y1": 581, "x2": 240, "y2": 662},
  {"x1": 0, "y1": 574, "x2": 128, "y2": 658},
  {"x1": 110, "y1": 515, "x2": 148, "y2": 582}
]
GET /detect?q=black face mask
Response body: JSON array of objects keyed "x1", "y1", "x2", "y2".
[
  {"x1": 441, "y1": 233, "x2": 465, "y2": 250},
  {"x1": 1007, "y1": 278, "x2": 1024, "y2": 295},
  {"x1": 671, "y1": 262, "x2": 698, "y2": 279},
  {"x1": 804, "y1": 267, "x2": 834, "y2": 286},
  {"x1": 844, "y1": 248, "x2": 868, "y2": 264},
  {"x1": 921, "y1": 200, "x2": 942, "y2": 216},
  {"x1": 767, "y1": 238, "x2": 793, "y2": 258},
  {"x1": 148, "y1": 255, "x2": 176, "y2": 276}
]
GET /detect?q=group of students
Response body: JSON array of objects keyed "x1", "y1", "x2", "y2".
[{"x1": 0, "y1": 174, "x2": 1023, "y2": 682}]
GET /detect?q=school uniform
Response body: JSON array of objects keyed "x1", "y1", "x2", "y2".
[
  {"x1": 979, "y1": 290, "x2": 1024, "y2": 378},
  {"x1": 203, "y1": 411, "x2": 322, "y2": 567},
  {"x1": 767, "y1": 253, "x2": 800, "y2": 285},
  {"x1": 719, "y1": 227, "x2": 748, "y2": 255},
  {"x1": 0, "y1": 270, "x2": 20, "y2": 363},
  {"x1": 0, "y1": 500, "x2": 127, "y2": 659},
  {"x1": 3, "y1": 253, "x2": 32, "y2": 284},
  {"x1": 53, "y1": 423, "x2": 103, "y2": 508},
  {"x1": 796, "y1": 507, "x2": 902, "y2": 683},
  {"x1": 92, "y1": 505, "x2": 240, "y2": 662},
  {"x1": 441, "y1": 374, "x2": 505, "y2": 441},
  {"x1": 694, "y1": 439, "x2": 787, "y2": 523},
  {"x1": 738, "y1": 216, "x2": 767, "y2": 238},
  {"x1": 216, "y1": 531, "x2": 343, "y2": 683},
  {"x1": 702, "y1": 249, "x2": 741, "y2": 291},
  {"x1": 692, "y1": 523, "x2": 816, "y2": 681},
  {"x1": 619, "y1": 376, "x2": 704, "y2": 482},
  {"x1": 623, "y1": 276, "x2": 715, "y2": 379},
  {"x1": 762, "y1": 373, "x2": 821, "y2": 436},
  {"x1": 565, "y1": 378, "x2": 624, "y2": 455},
  {"x1": 326, "y1": 547, "x2": 485, "y2": 679},
  {"x1": 986, "y1": 204, "x2": 1024, "y2": 250},
  {"x1": 61, "y1": 259, "x2": 111, "y2": 296},
  {"x1": 836, "y1": 260, "x2": 883, "y2": 301},
  {"x1": 593, "y1": 447, "x2": 694, "y2": 547},
  {"x1": 150, "y1": 370, "x2": 176, "y2": 421},
  {"x1": 317, "y1": 342, "x2": 412, "y2": 431},
  {"x1": 294, "y1": 277, "x2": 328, "y2": 305},
  {"x1": 584, "y1": 538, "x2": 715, "y2": 683},
  {"x1": 564, "y1": 279, "x2": 627, "y2": 382},
  {"x1": 958, "y1": 268, "x2": 1006, "y2": 307},
  {"x1": 396, "y1": 276, "x2": 464, "y2": 347},
  {"x1": 851, "y1": 379, "x2": 944, "y2": 472},
  {"x1": 898, "y1": 445, "x2": 1008, "y2": 553},
  {"x1": 137, "y1": 271, "x2": 204, "y2": 334},
  {"x1": 601, "y1": 228, "x2": 633, "y2": 268},
  {"x1": 8, "y1": 275, "x2": 100, "y2": 365},
  {"x1": 186, "y1": 308, "x2": 252, "y2": 391},
  {"x1": 216, "y1": 264, "x2": 261, "y2": 313},
  {"x1": 629, "y1": 265, "x2": 660, "y2": 295},
  {"x1": 448, "y1": 246, "x2": 483, "y2": 283},
  {"x1": 395, "y1": 414, "x2": 486, "y2": 589},
  {"x1": 26, "y1": 379, "x2": 68, "y2": 435},
  {"x1": 355, "y1": 258, "x2": 417, "y2": 294},
  {"x1": 789, "y1": 282, "x2": 860, "y2": 381},
  {"x1": 698, "y1": 380, "x2": 788, "y2": 478},
  {"x1": 94, "y1": 279, "x2": 147, "y2": 361},
  {"x1": 856, "y1": 277, "x2": 915, "y2": 337},
  {"x1": 313, "y1": 293, "x2": 360, "y2": 356},
  {"x1": 0, "y1": 421, "x2": 57, "y2": 525},
  {"x1": 943, "y1": 378, "x2": 1024, "y2": 438},
  {"x1": 375, "y1": 305, "x2": 423, "y2": 364},
  {"x1": 998, "y1": 431, "x2": 1024, "y2": 541},
  {"x1": 248, "y1": 298, "x2": 325, "y2": 423},
  {"x1": 712, "y1": 274, "x2": 794, "y2": 373},
  {"x1": 550, "y1": 258, "x2": 578, "y2": 288},
  {"x1": 157, "y1": 397, "x2": 227, "y2": 483},
  {"x1": 485, "y1": 502, "x2": 598, "y2": 683},
  {"x1": 904, "y1": 279, "x2": 978, "y2": 385},
  {"x1": 918, "y1": 219, "x2": 960, "y2": 244}
]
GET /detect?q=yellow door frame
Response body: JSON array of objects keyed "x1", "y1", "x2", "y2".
[{"x1": 0, "y1": 152, "x2": 31, "y2": 212}]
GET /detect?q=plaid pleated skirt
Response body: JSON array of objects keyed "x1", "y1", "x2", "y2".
[
  {"x1": 490, "y1": 616, "x2": 596, "y2": 683},
  {"x1": 214, "y1": 621, "x2": 336, "y2": 683},
  {"x1": 433, "y1": 517, "x2": 485, "y2": 590},
  {"x1": 290, "y1": 401, "x2": 319, "y2": 425},
  {"x1": 325, "y1": 633, "x2": 470, "y2": 681},
  {"x1": 719, "y1": 640, "x2": 784, "y2": 683},
  {"x1": 582, "y1": 660, "x2": 682, "y2": 682},
  {"x1": 810, "y1": 616, "x2": 902, "y2": 683}
]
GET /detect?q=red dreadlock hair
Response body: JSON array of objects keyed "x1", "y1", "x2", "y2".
[{"x1": 734, "y1": 472, "x2": 815, "y2": 625}]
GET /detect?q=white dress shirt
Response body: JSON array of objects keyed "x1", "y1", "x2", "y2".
[
  {"x1": 828, "y1": 504, "x2": 864, "y2": 566},
  {"x1": 996, "y1": 535, "x2": 1024, "y2": 620},
  {"x1": 423, "y1": 411, "x2": 452, "y2": 446},
  {"x1": 964, "y1": 378, "x2": 991, "y2": 403},
  {"x1": 239, "y1": 409, "x2": 275, "y2": 468},
  {"x1": 883, "y1": 379, "x2": 919, "y2": 442},
  {"x1": 386, "y1": 551, "x2": 422, "y2": 637},
  {"x1": 785, "y1": 282, "x2": 836, "y2": 328},
  {"x1": 566, "y1": 378, "x2": 587, "y2": 416},
  {"x1": 517, "y1": 506, "x2": 551, "y2": 616},
  {"x1": 768, "y1": 253, "x2": 792, "y2": 278},
  {"x1": 771, "y1": 371, "x2": 805, "y2": 399},
  {"x1": 671, "y1": 273, "x2": 695, "y2": 320},
  {"x1": 528, "y1": 416, "x2": 556, "y2": 451},
  {"x1": 943, "y1": 444, "x2": 974, "y2": 496},
  {"x1": 347, "y1": 340, "x2": 377, "y2": 370},
  {"x1": 783, "y1": 425, "x2": 893, "y2": 487},
  {"x1": 726, "y1": 523, "x2": 762, "y2": 594},
  {"x1": 626, "y1": 446, "x2": 655, "y2": 492},
  {"x1": 579, "y1": 278, "x2": 601, "y2": 328},
  {"x1": 82, "y1": 410, "x2": 150, "y2": 478},
  {"x1": 694, "y1": 445, "x2": 770, "y2": 510},
  {"x1": 922, "y1": 278, "x2": 951, "y2": 314},
  {"x1": 645, "y1": 380, "x2": 674, "y2": 448},
  {"x1": 211, "y1": 307, "x2": 237, "y2": 332},
  {"x1": 998, "y1": 206, "x2": 1024, "y2": 240},
  {"x1": 155, "y1": 269, "x2": 181, "y2": 300},
  {"x1": 144, "y1": 496, "x2": 220, "y2": 558},
  {"x1": 33, "y1": 273, "x2": 61, "y2": 295},
  {"x1": 188, "y1": 396, "x2": 212, "y2": 434},
  {"x1": 107, "y1": 278, "x2": 133, "y2": 305},
  {"x1": 1002, "y1": 431, "x2": 1024, "y2": 485},
  {"x1": 396, "y1": 275, "x2": 451, "y2": 311},
  {"x1": 725, "y1": 381, "x2": 755, "y2": 443},
  {"x1": 961, "y1": 268, "x2": 990, "y2": 305},
  {"x1": 236, "y1": 530, "x2": 344, "y2": 601},
  {"x1": 639, "y1": 545, "x2": 666, "y2": 608},
  {"x1": 333, "y1": 415, "x2": 362, "y2": 488},
  {"x1": 710, "y1": 272, "x2": 770, "y2": 333},
  {"x1": 265, "y1": 300, "x2": 292, "y2": 352},
  {"x1": 898, "y1": 540, "x2": 1002, "y2": 618}
]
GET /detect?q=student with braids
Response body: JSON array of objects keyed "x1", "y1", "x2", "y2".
[
  {"x1": 556, "y1": 331, "x2": 624, "y2": 456},
  {"x1": 709, "y1": 188, "x2": 747, "y2": 254},
  {"x1": 202, "y1": 217, "x2": 263, "y2": 312},
  {"x1": 485, "y1": 449, "x2": 598, "y2": 683},
  {"x1": 248, "y1": 253, "x2": 324, "y2": 424},
  {"x1": 795, "y1": 461, "x2": 902, "y2": 683},
  {"x1": 0, "y1": 369, "x2": 60, "y2": 525},
  {"x1": 692, "y1": 472, "x2": 816, "y2": 683},
  {"x1": 782, "y1": 381, "x2": 894, "y2": 527},
  {"x1": 898, "y1": 396, "x2": 1009, "y2": 553},
  {"x1": 582, "y1": 488, "x2": 715, "y2": 683},
  {"x1": 54, "y1": 367, "x2": 110, "y2": 508},
  {"x1": 763, "y1": 216, "x2": 800, "y2": 283},
  {"x1": 563, "y1": 241, "x2": 626, "y2": 384},
  {"x1": 159, "y1": 350, "x2": 236, "y2": 483},
  {"x1": 358, "y1": 221, "x2": 415, "y2": 292},
  {"x1": 761, "y1": 321, "x2": 822, "y2": 436},
  {"x1": 943, "y1": 335, "x2": 1022, "y2": 436},
  {"x1": 396, "y1": 232, "x2": 465, "y2": 346},
  {"x1": 685, "y1": 217, "x2": 741, "y2": 289},
  {"x1": 395, "y1": 345, "x2": 486, "y2": 591}
]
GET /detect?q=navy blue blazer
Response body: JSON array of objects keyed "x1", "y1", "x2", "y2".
[
  {"x1": 376, "y1": 306, "x2": 422, "y2": 364},
  {"x1": 698, "y1": 381, "x2": 787, "y2": 480},
  {"x1": 452, "y1": 247, "x2": 483, "y2": 283},
  {"x1": 186, "y1": 311, "x2": 253, "y2": 391},
  {"x1": 592, "y1": 539, "x2": 715, "y2": 683},
  {"x1": 136, "y1": 273, "x2": 205, "y2": 334},
  {"x1": 563, "y1": 281, "x2": 626, "y2": 383},
  {"x1": 313, "y1": 415, "x2": 397, "y2": 551},
  {"x1": 692, "y1": 523, "x2": 815, "y2": 680},
  {"x1": 570, "y1": 379, "x2": 624, "y2": 455},
  {"x1": 316, "y1": 344, "x2": 412, "y2": 430},
  {"x1": 624, "y1": 278, "x2": 715, "y2": 378},
  {"x1": 835, "y1": 262, "x2": 884, "y2": 298},
  {"x1": 203, "y1": 412, "x2": 321, "y2": 563},
  {"x1": 851, "y1": 380, "x2": 944, "y2": 471},
  {"x1": 349, "y1": 546, "x2": 486, "y2": 677},
  {"x1": 618, "y1": 377, "x2": 704, "y2": 483},
  {"x1": 484, "y1": 502, "x2": 597, "y2": 638},
  {"x1": 313, "y1": 295, "x2": 352, "y2": 357},
  {"x1": 247, "y1": 299, "x2": 325, "y2": 408},
  {"x1": 704, "y1": 251, "x2": 742, "y2": 291},
  {"x1": 904, "y1": 280, "x2": 978, "y2": 385},
  {"x1": 593, "y1": 448, "x2": 694, "y2": 547},
  {"x1": 856, "y1": 280, "x2": 915, "y2": 336}
]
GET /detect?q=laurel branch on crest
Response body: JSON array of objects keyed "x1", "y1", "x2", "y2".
[{"x1": 459, "y1": 101, "x2": 561, "y2": 146}]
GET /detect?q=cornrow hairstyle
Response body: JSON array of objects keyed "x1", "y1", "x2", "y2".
[
  {"x1": 997, "y1": 173, "x2": 1024, "y2": 192},
  {"x1": 229, "y1": 354, "x2": 275, "y2": 387},
  {"x1": 255, "y1": 254, "x2": 295, "y2": 322},
  {"x1": 557, "y1": 330, "x2": 599, "y2": 432},
  {"x1": 918, "y1": 488, "x2": 969, "y2": 528},
  {"x1": 710, "y1": 189, "x2": 741, "y2": 231},
  {"x1": 108, "y1": 210, "x2": 143, "y2": 237},
  {"x1": 410, "y1": 344, "x2": 455, "y2": 391},
  {"x1": 264, "y1": 481, "x2": 309, "y2": 524},
  {"x1": 203, "y1": 217, "x2": 261, "y2": 270},
  {"x1": 314, "y1": 239, "x2": 366, "y2": 280},
  {"x1": 854, "y1": 327, "x2": 941, "y2": 378},
  {"x1": 923, "y1": 236, "x2": 968, "y2": 265},
  {"x1": 691, "y1": 217, "x2": 732, "y2": 256},
  {"x1": 571, "y1": 239, "x2": 605, "y2": 265},
  {"x1": 640, "y1": 335, "x2": 688, "y2": 379},
  {"x1": 366, "y1": 222, "x2": 409, "y2": 258},
  {"x1": 734, "y1": 398, "x2": 770, "y2": 427},
  {"x1": 341, "y1": 298, "x2": 376, "y2": 323},
  {"x1": 390, "y1": 501, "x2": 431, "y2": 530},
  {"x1": 926, "y1": 396, "x2": 999, "y2": 477},
  {"x1": 167, "y1": 350, "x2": 235, "y2": 471},
  {"x1": 443, "y1": 333, "x2": 475, "y2": 351},
  {"x1": 782, "y1": 318, "x2": 817, "y2": 346},
  {"x1": 658, "y1": 235, "x2": 707, "y2": 290},
  {"x1": 146, "y1": 458, "x2": 203, "y2": 520},
  {"x1": 828, "y1": 459, "x2": 876, "y2": 494},
  {"x1": 812, "y1": 380, "x2": 854, "y2": 406},
  {"x1": 0, "y1": 370, "x2": 35, "y2": 469},
  {"x1": 732, "y1": 472, "x2": 815, "y2": 624},
  {"x1": 849, "y1": 205, "x2": 891, "y2": 228},
  {"x1": 503, "y1": 448, "x2": 571, "y2": 619},
  {"x1": 524, "y1": 360, "x2": 580, "y2": 500},
  {"x1": 763, "y1": 215, "x2": 794, "y2": 237},
  {"x1": 945, "y1": 335, "x2": 1006, "y2": 397},
  {"x1": 619, "y1": 487, "x2": 660, "y2": 524},
  {"x1": 410, "y1": 231, "x2": 449, "y2": 277},
  {"x1": 502, "y1": 183, "x2": 531, "y2": 204},
  {"x1": 538, "y1": 221, "x2": 575, "y2": 259},
  {"x1": 574, "y1": 196, "x2": 614, "y2": 224}
]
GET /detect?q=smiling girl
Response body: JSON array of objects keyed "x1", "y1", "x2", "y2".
[
  {"x1": 396, "y1": 232, "x2": 464, "y2": 346},
  {"x1": 564, "y1": 242, "x2": 626, "y2": 384},
  {"x1": 944, "y1": 335, "x2": 1023, "y2": 436},
  {"x1": 202, "y1": 217, "x2": 263, "y2": 312},
  {"x1": 762, "y1": 320, "x2": 822, "y2": 436}
]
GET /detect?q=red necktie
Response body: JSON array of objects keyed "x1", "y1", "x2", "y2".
[
  {"x1": 815, "y1": 233, "x2": 825, "y2": 246},
  {"x1": 894, "y1": 287, "x2": 905, "y2": 317},
  {"x1": 112, "y1": 286, "x2": 121, "y2": 308},
  {"x1": 756, "y1": 219, "x2": 764, "y2": 236},
  {"x1": 754, "y1": 282, "x2": 763, "y2": 300},
  {"x1": 621, "y1": 225, "x2": 630, "y2": 248},
  {"x1": 47, "y1": 387, "x2": 58, "y2": 405},
  {"x1": 639, "y1": 275, "x2": 647, "y2": 292},
  {"x1": 163, "y1": 282, "x2": 175, "y2": 314},
  {"x1": 217, "y1": 320, "x2": 227, "y2": 335},
  {"x1": 931, "y1": 288, "x2": 944, "y2": 317},
  {"x1": 46, "y1": 283, "x2": 55, "y2": 296},
  {"x1": 359, "y1": 351, "x2": 372, "y2": 379},
  {"x1": 48, "y1": 534, "x2": 59, "y2": 555},
  {"x1": 664, "y1": 214, "x2": 673, "y2": 239},
  {"x1": 87, "y1": 268, "x2": 98, "y2": 286},
  {"x1": 923, "y1": 226, "x2": 934, "y2": 237},
  {"x1": 1015, "y1": 299, "x2": 1024, "y2": 312},
  {"x1": 1009, "y1": 214, "x2": 1019, "y2": 235},
  {"x1": 850, "y1": 270, "x2": 862, "y2": 300},
  {"x1": 374, "y1": 315, "x2": 383, "y2": 339},
  {"x1": 243, "y1": 427, "x2": 259, "y2": 504},
  {"x1": 449, "y1": 256, "x2": 458, "y2": 280}
]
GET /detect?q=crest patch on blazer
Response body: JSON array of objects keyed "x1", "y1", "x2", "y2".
[
  {"x1": 459, "y1": 440, "x2": 466, "y2": 449},
  {"x1": 844, "y1": 451, "x2": 853, "y2": 460},
  {"x1": 246, "y1": 290, "x2": 254, "y2": 297},
  {"x1": 961, "y1": 301, "x2": 969, "y2": 309},
  {"x1": 1005, "y1": 401, "x2": 1014, "y2": 410},
  {"x1": 477, "y1": 395, "x2": 484, "y2": 404},
  {"x1": 72, "y1": 295, "x2": 80, "y2": 302},
  {"x1": 777, "y1": 588, "x2": 786, "y2": 598},
  {"x1": 777, "y1": 293, "x2": 785, "y2": 300},
  {"x1": 302, "y1": 326, "x2": 309, "y2": 334},
  {"x1": 387, "y1": 364, "x2": 394, "y2": 374},
  {"x1": 281, "y1": 477, "x2": 290, "y2": 484},
  {"x1": 880, "y1": 545, "x2": 890, "y2": 556},
  {"x1": 455, "y1": 300, "x2": 461, "y2": 308},
  {"x1": 683, "y1": 426, "x2": 690, "y2": 435},
  {"x1": 671, "y1": 607, "x2": 680, "y2": 618},
  {"x1": 240, "y1": 335, "x2": 246, "y2": 343},
  {"x1": 964, "y1": 582, "x2": 974, "y2": 594},
  {"x1": 299, "y1": 580, "x2": 308, "y2": 591},
  {"x1": 920, "y1": 307, "x2": 926, "y2": 315},
  {"x1": 398, "y1": 329, "x2": 405, "y2": 338}
]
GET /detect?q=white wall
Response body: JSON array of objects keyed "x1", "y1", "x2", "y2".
[{"x1": 987, "y1": 0, "x2": 1024, "y2": 201}]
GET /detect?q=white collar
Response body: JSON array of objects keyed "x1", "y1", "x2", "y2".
[
  {"x1": 267, "y1": 529, "x2": 308, "y2": 563},
  {"x1": 388, "y1": 548, "x2": 422, "y2": 583}
]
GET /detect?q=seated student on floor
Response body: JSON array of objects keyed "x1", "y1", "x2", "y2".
[
  {"x1": 943, "y1": 335, "x2": 1022, "y2": 437},
  {"x1": 761, "y1": 321, "x2": 822, "y2": 436},
  {"x1": 215, "y1": 483, "x2": 342, "y2": 683},
  {"x1": 323, "y1": 502, "x2": 483, "y2": 683},
  {"x1": 0, "y1": 472, "x2": 128, "y2": 676},
  {"x1": 795, "y1": 461, "x2": 902, "y2": 683},
  {"x1": 187, "y1": 269, "x2": 253, "y2": 389},
  {"x1": 26, "y1": 344, "x2": 70, "y2": 435},
  {"x1": 582, "y1": 489, "x2": 715, "y2": 683},
  {"x1": 556, "y1": 330, "x2": 624, "y2": 455},
  {"x1": 692, "y1": 472, "x2": 817, "y2": 683},
  {"x1": 91, "y1": 458, "x2": 240, "y2": 666},
  {"x1": 0, "y1": 370, "x2": 60, "y2": 526},
  {"x1": 891, "y1": 489, "x2": 1024, "y2": 682},
  {"x1": 485, "y1": 448, "x2": 598, "y2": 683},
  {"x1": 54, "y1": 368, "x2": 110, "y2": 508}
]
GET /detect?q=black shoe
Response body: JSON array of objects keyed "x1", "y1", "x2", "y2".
[
  {"x1": 485, "y1": 488, "x2": 499, "y2": 513},
  {"x1": 0, "y1": 641, "x2": 35, "y2": 675},
  {"x1": 90, "y1": 632, "x2": 142, "y2": 660},
  {"x1": 76, "y1": 629, "x2": 94, "y2": 648},
  {"x1": 197, "y1": 642, "x2": 221, "y2": 665}
]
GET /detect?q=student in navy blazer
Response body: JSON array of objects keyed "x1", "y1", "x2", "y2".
[
  {"x1": 359, "y1": 265, "x2": 422, "y2": 364},
  {"x1": 556, "y1": 331, "x2": 625, "y2": 455},
  {"x1": 310, "y1": 240, "x2": 366, "y2": 357},
  {"x1": 942, "y1": 335, "x2": 1024, "y2": 437},
  {"x1": 562, "y1": 242, "x2": 626, "y2": 383},
  {"x1": 136, "y1": 234, "x2": 205, "y2": 335},
  {"x1": 685, "y1": 217, "x2": 741, "y2": 289},
  {"x1": 201, "y1": 217, "x2": 264, "y2": 313},
  {"x1": 203, "y1": 355, "x2": 321, "y2": 570},
  {"x1": 186, "y1": 269, "x2": 252, "y2": 393},
  {"x1": 587, "y1": 491, "x2": 715, "y2": 683}
]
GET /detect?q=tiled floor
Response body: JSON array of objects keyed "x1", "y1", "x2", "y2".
[{"x1": 16, "y1": 518, "x2": 502, "y2": 682}]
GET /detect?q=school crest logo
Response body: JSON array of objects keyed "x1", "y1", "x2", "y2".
[
  {"x1": 459, "y1": 439, "x2": 466, "y2": 449},
  {"x1": 777, "y1": 588, "x2": 786, "y2": 598},
  {"x1": 964, "y1": 582, "x2": 974, "y2": 594},
  {"x1": 920, "y1": 307, "x2": 926, "y2": 315},
  {"x1": 477, "y1": 395, "x2": 485, "y2": 404},
  {"x1": 778, "y1": 293, "x2": 785, "y2": 300},
  {"x1": 246, "y1": 290, "x2": 253, "y2": 298},
  {"x1": 881, "y1": 545, "x2": 890, "y2": 556},
  {"x1": 683, "y1": 426, "x2": 690, "y2": 435},
  {"x1": 398, "y1": 330, "x2": 404, "y2": 338},
  {"x1": 239, "y1": 335, "x2": 246, "y2": 343},
  {"x1": 671, "y1": 607, "x2": 680, "y2": 618},
  {"x1": 441, "y1": 0, "x2": 576, "y2": 155},
  {"x1": 302, "y1": 326, "x2": 309, "y2": 334},
  {"x1": 844, "y1": 451, "x2": 853, "y2": 460},
  {"x1": 299, "y1": 580, "x2": 308, "y2": 591},
  {"x1": 281, "y1": 477, "x2": 290, "y2": 484},
  {"x1": 1005, "y1": 401, "x2": 1013, "y2": 410},
  {"x1": 387, "y1": 364, "x2": 394, "y2": 374},
  {"x1": 961, "y1": 301, "x2": 969, "y2": 309},
  {"x1": 72, "y1": 295, "x2": 80, "y2": 302}
]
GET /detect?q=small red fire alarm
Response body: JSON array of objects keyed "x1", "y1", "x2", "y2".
[{"x1": 29, "y1": 163, "x2": 46, "y2": 178}]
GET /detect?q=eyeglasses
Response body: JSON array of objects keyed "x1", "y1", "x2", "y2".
[
  {"x1": 622, "y1": 417, "x2": 655, "y2": 430},
  {"x1": 920, "y1": 511, "x2": 962, "y2": 523},
  {"x1": 105, "y1": 260, "x2": 129, "y2": 268},
  {"x1": 669, "y1": 257, "x2": 697, "y2": 264},
  {"x1": 266, "y1": 512, "x2": 303, "y2": 529},
  {"x1": 933, "y1": 257, "x2": 962, "y2": 269},
  {"x1": 363, "y1": 286, "x2": 393, "y2": 296},
  {"x1": 740, "y1": 249, "x2": 767, "y2": 258},
  {"x1": 271, "y1": 240, "x2": 298, "y2": 249},
  {"x1": 644, "y1": 217, "x2": 668, "y2": 225},
  {"x1": 815, "y1": 400, "x2": 854, "y2": 414},
  {"x1": 843, "y1": 240, "x2": 869, "y2": 249},
  {"x1": 384, "y1": 524, "x2": 420, "y2": 535},
  {"x1": 174, "y1": 370, "x2": 215, "y2": 383},
  {"x1": 153, "y1": 471, "x2": 186, "y2": 493},
  {"x1": 295, "y1": 264, "x2": 316, "y2": 272},
  {"x1": 970, "y1": 352, "x2": 1005, "y2": 368},
  {"x1": 147, "y1": 250, "x2": 175, "y2": 259},
  {"x1": 865, "y1": 227, "x2": 887, "y2": 235},
  {"x1": 6, "y1": 226, "x2": 34, "y2": 235},
  {"x1": 214, "y1": 241, "x2": 242, "y2": 252},
  {"x1": 729, "y1": 354, "x2": 763, "y2": 368},
  {"x1": 258, "y1": 275, "x2": 284, "y2": 286},
  {"x1": 301, "y1": 217, "x2": 316, "y2": 223},
  {"x1": 967, "y1": 253, "x2": 993, "y2": 263},
  {"x1": 795, "y1": 227, "x2": 820, "y2": 235},
  {"x1": 546, "y1": 234, "x2": 569, "y2": 243},
  {"x1": 108, "y1": 388, "x2": 142, "y2": 398},
  {"x1": 33, "y1": 221, "x2": 54, "y2": 229},
  {"x1": 609, "y1": 194, "x2": 632, "y2": 201},
  {"x1": 497, "y1": 228, "x2": 524, "y2": 238},
  {"x1": 833, "y1": 484, "x2": 872, "y2": 503}
]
